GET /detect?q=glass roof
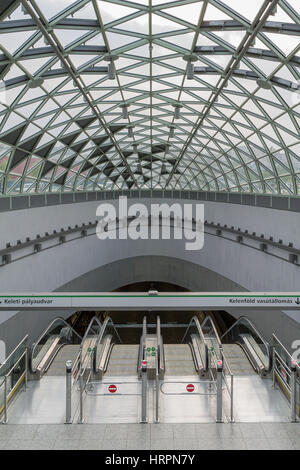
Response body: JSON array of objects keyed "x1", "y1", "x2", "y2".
[{"x1": 0, "y1": 0, "x2": 299, "y2": 195}]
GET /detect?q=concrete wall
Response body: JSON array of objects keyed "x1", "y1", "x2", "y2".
[
  {"x1": 0, "y1": 197, "x2": 299, "y2": 354},
  {"x1": 1, "y1": 197, "x2": 299, "y2": 247}
]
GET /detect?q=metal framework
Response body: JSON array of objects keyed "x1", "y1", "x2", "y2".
[{"x1": 0, "y1": 0, "x2": 299, "y2": 195}]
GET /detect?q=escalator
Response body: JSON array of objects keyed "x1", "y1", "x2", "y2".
[
  {"x1": 163, "y1": 344, "x2": 197, "y2": 376},
  {"x1": 2, "y1": 311, "x2": 289, "y2": 424},
  {"x1": 30, "y1": 318, "x2": 82, "y2": 378},
  {"x1": 45, "y1": 345, "x2": 81, "y2": 376},
  {"x1": 105, "y1": 345, "x2": 140, "y2": 376},
  {"x1": 221, "y1": 344, "x2": 256, "y2": 375},
  {"x1": 78, "y1": 315, "x2": 150, "y2": 423},
  {"x1": 220, "y1": 316, "x2": 272, "y2": 376}
]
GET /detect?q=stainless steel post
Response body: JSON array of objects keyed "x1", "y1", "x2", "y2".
[
  {"x1": 3, "y1": 375, "x2": 8, "y2": 424},
  {"x1": 141, "y1": 360, "x2": 147, "y2": 423},
  {"x1": 272, "y1": 347, "x2": 276, "y2": 389},
  {"x1": 25, "y1": 347, "x2": 28, "y2": 391},
  {"x1": 290, "y1": 360, "x2": 298, "y2": 423},
  {"x1": 230, "y1": 374, "x2": 234, "y2": 423},
  {"x1": 65, "y1": 360, "x2": 72, "y2": 424},
  {"x1": 216, "y1": 360, "x2": 223, "y2": 423},
  {"x1": 79, "y1": 372, "x2": 83, "y2": 424},
  {"x1": 155, "y1": 349, "x2": 159, "y2": 423}
]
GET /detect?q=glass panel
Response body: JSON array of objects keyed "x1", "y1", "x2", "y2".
[
  {"x1": 0, "y1": 1, "x2": 298, "y2": 194},
  {"x1": 0, "y1": 336, "x2": 27, "y2": 414}
]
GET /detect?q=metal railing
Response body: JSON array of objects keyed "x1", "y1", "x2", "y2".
[
  {"x1": 78, "y1": 316, "x2": 122, "y2": 423},
  {"x1": 200, "y1": 314, "x2": 234, "y2": 422},
  {"x1": 208, "y1": 345, "x2": 234, "y2": 423},
  {"x1": 272, "y1": 334, "x2": 299, "y2": 422},
  {"x1": 0, "y1": 335, "x2": 28, "y2": 423}
]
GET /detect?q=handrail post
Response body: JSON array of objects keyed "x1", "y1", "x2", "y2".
[
  {"x1": 155, "y1": 347, "x2": 159, "y2": 423},
  {"x1": 272, "y1": 345, "x2": 276, "y2": 389},
  {"x1": 65, "y1": 360, "x2": 72, "y2": 424},
  {"x1": 25, "y1": 347, "x2": 28, "y2": 390},
  {"x1": 3, "y1": 375, "x2": 8, "y2": 424},
  {"x1": 78, "y1": 349, "x2": 83, "y2": 424},
  {"x1": 140, "y1": 359, "x2": 147, "y2": 423},
  {"x1": 216, "y1": 359, "x2": 223, "y2": 423},
  {"x1": 230, "y1": 374, "x2": 234, "y2": 423},
  {"x1": 290, "y1": 360, "x2": 298, "y2": 423}
]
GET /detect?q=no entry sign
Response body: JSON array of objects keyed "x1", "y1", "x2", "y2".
[
  {"x1": 186, "y1": 383, "x2": 195, "y2": 393},
  {"x1": 108, "y1": 384, "x2": 117, "y2": 393}
]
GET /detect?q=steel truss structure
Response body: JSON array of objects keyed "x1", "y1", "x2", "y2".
[{"x1": 0, "y1": 0, "x2": 299, "y2": 195}]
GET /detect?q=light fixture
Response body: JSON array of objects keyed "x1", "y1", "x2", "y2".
[
  {"x1": 120, "y1": 104, "x2": 129, "y2": 119},
  {"x1": 132, "y1": 144, "x2": 138, "y2": 154},
  {"x1": 21, "y1": 5, "x2": 29, "y2": 15},
  {"x1": 28, "y1": 78, "x2": 44, "y2": 89},
  {"x1": 183, "y1": 54, "x2": 198, "y2": 80},
  {"x1": 104, "y1": 55, "x2": 119, "y2": 80},
  {"x1": 108, "y1": 61, "x2": 116, "y2": 80},
  {"x1": 128, "y1": 126, "x2": 134, "y2": 138},
  {"x1": 169, "y1": 126, "x2": 175, "y2": 138},
  {"x1": 173, "y1": 104, "x2": 182, "y2": 119},
  {"x1": 257, "y1": 79, "x2": 272, "y2": 90},
  {"x1": 270, "y1": 5, "x2": 277, "y2": 16}
]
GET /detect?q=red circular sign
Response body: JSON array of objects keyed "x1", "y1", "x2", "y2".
[
  {"x1": 108, "y1": 384, "x2": 117, "y2": 393},
  {"x1": 186, "y1": 384, "x2": 195, "y2": 393}
]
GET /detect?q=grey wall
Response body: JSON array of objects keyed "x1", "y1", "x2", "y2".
[
  {"x1": 0, "y1": 197, "x2": 299, "y2": 354},
  {"x1": 0, "y1": 197, "x2": 300, "y2": 247},
  {"x1": 1, "y1": 255, "x2": 300, "y2": 356}
]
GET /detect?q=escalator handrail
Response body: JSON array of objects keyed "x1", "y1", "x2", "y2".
[
  {"x1": 31, "y1": 317, "x2": 82, "y2": 373},
  {"x1": 78, "y1": 316, "x2": 103, "y2": 375},
  {"x1": 201, "y1": 314, "x2": 233, "y2": 374},
  {"x1": 221, "y1": 315, "x2": 272, "y2": 372},
  {"x1": 79, "y1": 315, "x2": 102, "y2": 350},
  {"x1": 201, "y1": 313, "x2": 223, "y2": 348},
  {"x1": 94, "y1": 316, "x2": 122, "y2": 372},
  {"x1": 181, "y1": 315, "x2": 208, "y2": 370}
]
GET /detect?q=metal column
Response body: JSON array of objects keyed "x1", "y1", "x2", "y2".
[
  {"x1": 140, "y1": 359, "x2": 147, "y2": 423},
  {"x1": 216, "y1": 359, "x2": 223, "y2": 423},
  {"x1": 65, "y1": 360, "x2": 72, "y2": 424},
  {"x1": 290, "y1": 360, "x2": 298, "y2": 423}
]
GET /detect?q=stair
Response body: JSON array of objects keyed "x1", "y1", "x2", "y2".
[
  {"x1": 164, "y1": 344, "x2": 196, "y2": 376},
  {"x1": 105, "y1": 344, "x2": 139, "y2": 376},
  {"x1": 222, "y1": 344, "x2": 256, "y2": 375},
  {"x1": 46, "y1": 345, "x2": 80, "y2": 376}
]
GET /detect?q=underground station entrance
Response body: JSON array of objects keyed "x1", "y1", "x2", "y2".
[{"x1": 0, "y1": 289, "x2": 298, "y2": 425}]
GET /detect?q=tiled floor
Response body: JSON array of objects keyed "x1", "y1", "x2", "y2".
[{"x1": 0, "y1": 423, "x2": 299, "y2": 450}]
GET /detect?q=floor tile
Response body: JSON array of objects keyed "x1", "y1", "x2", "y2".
[{"x1": 245, "y1": 438, "x2": 271, "y2": 450}]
